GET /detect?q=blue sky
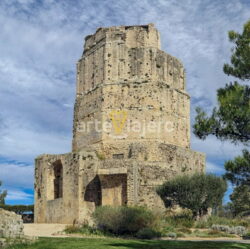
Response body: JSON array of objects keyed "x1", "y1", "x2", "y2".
[{"x1": 0, "y1": 0, "x2": 249, "y2": 205}]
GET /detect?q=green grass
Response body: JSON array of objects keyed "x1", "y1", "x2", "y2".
[{"x1": 5, "y1": 237, "x2": 250, "y2": 249}]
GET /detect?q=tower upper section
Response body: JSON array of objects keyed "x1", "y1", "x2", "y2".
[
  {"x1": 73, "y1": 24, "x2": 190, "y2": 153},
  {"x1": 84, "y1": 24, "x2": 160, "y2": 51},
  {"x1": 76, "y1": 24, "x2": 185, "y2": 95}
]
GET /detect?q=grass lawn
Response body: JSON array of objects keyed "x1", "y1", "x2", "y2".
[{"x1": 6, "y1": 237, "x2": 250, "y2": 249}]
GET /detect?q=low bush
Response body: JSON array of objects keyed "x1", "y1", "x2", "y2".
[
  {"x1": 191, "y1": 229, "x2": 236, "y2": 238},
  {"x1": 165, "y1": 232, "x2": 177, "y2": 239},
  {"x1": 176, "y1": 228, "x2": 192, "y2": 234},
  {"x1": 64, "y1": 224, "x2": 105, "y2": 236},
  {"x1": 242, "y1": 231, "x2": 250, "y2": 240},
  {"x1": 211, "y1": 224, "x2": 247, "y2": 235},
  {"x1": 164, "y1": 212, "x2": 194, "y2": 228},
  {"x1": 195, "y1": 215, "x2": 249, "y2": 229},
  {"x1": 93, "y1": 206, "x2": 160, "y2": 236},
  {"x1": 136, "y1": 228, "x2": 161, "y2": 239},
  {"x1": 65, "y1": 224, "x2": 107, "y2": 236}
]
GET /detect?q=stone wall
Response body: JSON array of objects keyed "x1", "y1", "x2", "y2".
[
  {"x1": 35, "y1": 153, "x2": 81, "y2": 224},
  {"x1": 35, "y1": 143, "x2": 204, "y2": 224},
  {"x1": 0, "y1": 209, "x2": 24, "y2": 238}
]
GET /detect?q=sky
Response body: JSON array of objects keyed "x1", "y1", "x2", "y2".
[{"x1": 0, "y1": 0, "x2": 249, "y2": 205}]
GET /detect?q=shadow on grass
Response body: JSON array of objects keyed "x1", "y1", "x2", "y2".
[
  {"x1": 6, "y1": 238, "x2": 250, "y2": 249},
  {"x1": 108, "y1": 240, "x2": 250, "y2": 249}
]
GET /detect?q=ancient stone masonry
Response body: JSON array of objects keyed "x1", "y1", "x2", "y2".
[
  {"x1": 0, "y1": 209, "x2": 24, "y2": 238},
  {"x1": 35, "y1": 24, "x2": 205, "y2": 224}
]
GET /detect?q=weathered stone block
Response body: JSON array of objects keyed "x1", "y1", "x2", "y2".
[{"x1": 0, "y1": 209, "x2": 24, "y2": 238}]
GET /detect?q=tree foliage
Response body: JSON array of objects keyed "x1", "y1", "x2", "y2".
[
  {"x1": 194, "y1": 82, "x2": 250, "y2": 144},
  {"x1": 230, "y1": 185, "x2": 250, "y2": 217},
  {"x1": 223, "y1": 20, "x2": 250, "y2": 80},
  {"x1": 225, "y1": 150, "x2": 250, "y2": 217},
  {"x1": 0, "y1": 181, "x2": 7, "y2": 205},
  {"x1": 193, "y1": 20, "x2": 250, "y2": 220},
  {"x1": 156, "y1": 173, "x2": 227, "y2": 218},
  {"x1": 193, "y1": 20, "x2": 250, "y2": 144},
  {"x1": 224, "y1": 149, "x2": 250, "y2": 186},
  {"x1": 0, "y1": 204, "x2": 34, "y2": 214}
]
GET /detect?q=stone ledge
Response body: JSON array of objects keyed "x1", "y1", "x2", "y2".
[{"x1": 98, "y1": 168, "x2": 127, "y2": 175}]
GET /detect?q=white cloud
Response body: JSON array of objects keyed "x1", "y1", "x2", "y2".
[
  {"x1": 191, "y1": 135, "x2": 245, "y2": 162},
  {"x1": 0, "y1": 123, "x2": 71, "y2": 162},
  {"x1": 0, "y1": 163, "x2": 34, "y2": 189},
  {"x1": 0, "y1": 0, "x2": 249, "y2": 203},
  {"x1": 206, "y1": 161, "x2": 225, "y2": 174},
  {"x1": 16, "y1": 0, "x2": 34, "y2": 4},
  {"x1": 5, "y1": 189, "x2": 33, "y2": 202}
]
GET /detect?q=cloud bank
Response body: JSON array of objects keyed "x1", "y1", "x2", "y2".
[{"x1": 0, "y1": 0, "x2": 249, "y2": 204}]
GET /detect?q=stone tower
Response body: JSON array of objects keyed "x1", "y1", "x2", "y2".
[
  {"x1": 73, "y1": 24, "x2": 190, "y2": 157},
  {"x1": 34, "y1": 24, "x2": 205, "y2": 224}
]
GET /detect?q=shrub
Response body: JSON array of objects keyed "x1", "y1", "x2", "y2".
[
  {"x1": 136, "y1": 228, "x2": 161, "y2": 239},
  {"x1": 195, "y1": 215, "x2": 250, "y2": 229},
  {"x1": 176, "y1": 228, "x2": 192, "y2": 234},
  {"x1": 164, "y1": 212, "x2": 194, "y2": 228},
  {"x1": 192, "y1": 229, "x2": 236, "y2": 238},
  {"x1": 65, "y1": 225, "x2": 80, "y2": 234},
  {"x1": 65, "y1": 224, "x2": 106, "y2": 236},
  {"x1": 165, "y1": 232, "x2": 177, "y2": 239},
  {"x1": 157, "y1": 173, "x2": 227, "y2": 219},
  {"x1": 243, "y1": 231, "x2": 250, "y2": 240},
  {"x1": 211, "y1": 224, "x2": 247, "y2": 235},
  {"x1": 95, "y1": 152, "x2": 105, "y2": 160},
  {"x1": 93, "y1": 206, "x2": 160, "y2": 236}
]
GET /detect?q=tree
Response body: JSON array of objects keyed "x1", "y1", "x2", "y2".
[
  {"x1": 224, "y1": 149, "x2": 250, "y2": 186},
  {"x1": 230, "y1": 185, "x2": 250, "y2": 217},
  {"x1": 193, "y1": 20, "x2": 250, "y2": 144},
  {"x1": 194, "y1": 82, "x2": 250, "y2": 144},
  {"x1": 224, "y1": 150, "x2": 250, "y2": 217},
  {"x1": 0, "y1": 181, "x2": 7, "y2": 205},
  {"x1": 156, "y1": 173, "x2": 227, "y2": 219},
  {"x1": 223, "y1": 20, "x2": 250, "y2": 80},
  {"x1": 193, "y1": 20, "x2": 250, "y2": 217}
]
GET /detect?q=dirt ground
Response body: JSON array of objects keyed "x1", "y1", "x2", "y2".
[{"x1": 23, "y1": 224, "x2": 68, "y2": 237}]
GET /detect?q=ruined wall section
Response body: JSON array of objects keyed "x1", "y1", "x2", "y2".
[
  {"x1": 35, "y1": 153, "x2": 81, "y2": 224},
  {"x1": 0, "y1": 209, "x2": 24, "y2": 238},
  {"x1": 98, "y1": 145, "x2": 205, "y2": 211}
]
